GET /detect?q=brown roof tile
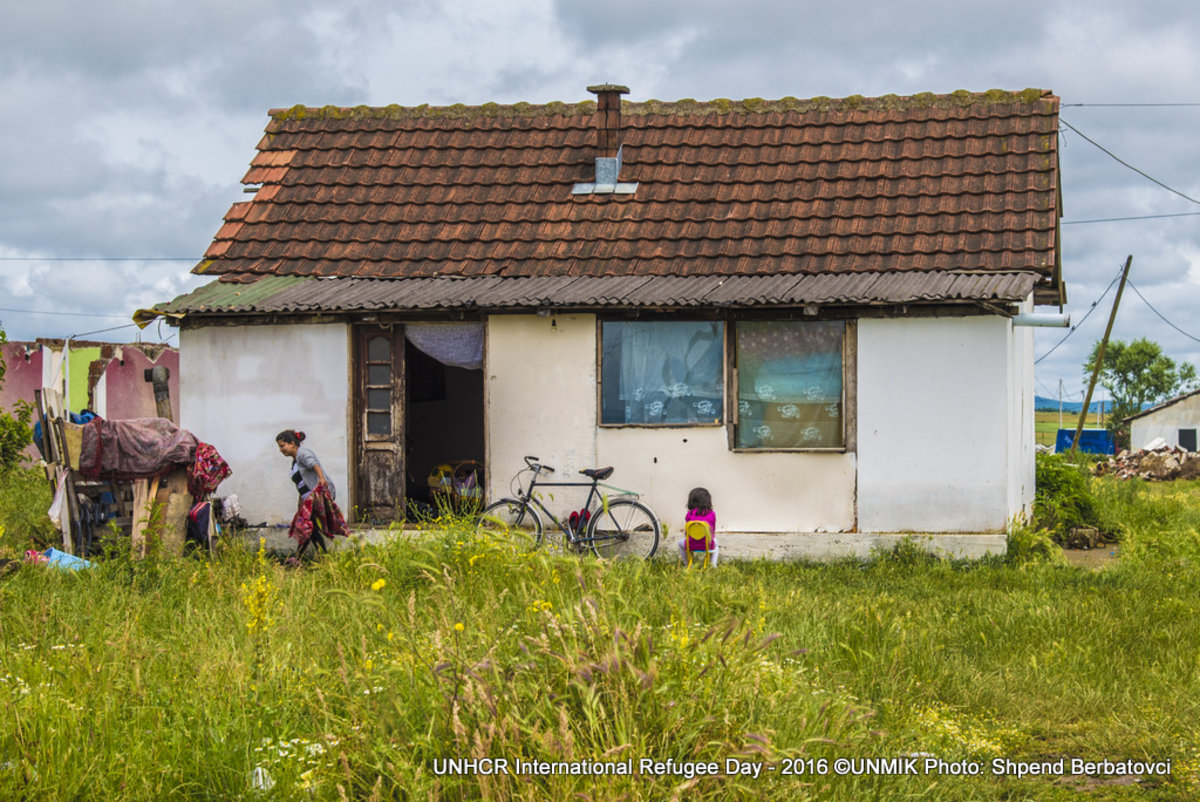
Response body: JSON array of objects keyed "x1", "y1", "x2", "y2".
[{"x1": 196, "y1": 89, "x2": 1061, "y2": 298}]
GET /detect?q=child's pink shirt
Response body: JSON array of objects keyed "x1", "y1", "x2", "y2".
[{"x1": 685, "y1": 508, "x2": 717, "y2": 549}]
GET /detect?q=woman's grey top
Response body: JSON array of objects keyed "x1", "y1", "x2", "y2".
[{"x1": 292, "y1": 445, "x2": 335, "y2": 500}]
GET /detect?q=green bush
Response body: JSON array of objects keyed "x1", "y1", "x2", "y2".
[
  {"x1": 1005, "y1": 519, "x2": 1066, "y2": 567},
  {"x1": 0, "y1": 401, "x2": 33, "y2": 472},
  {"x1": 1033, "y1": 452, "x2": 1110, "y2": 543},
  {"x1": 0, "y1": 466, "x2": 56, "y2": 552}
]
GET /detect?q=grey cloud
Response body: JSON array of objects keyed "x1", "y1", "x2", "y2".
[{"x1": 1, "y1": 0, "x2": 1198, "y2": 406}]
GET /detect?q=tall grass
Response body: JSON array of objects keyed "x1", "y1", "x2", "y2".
[
  {"x1": 0, "y1": 473, "x2": 1198, "y2": 799},
  {"x1": 0, "y1": 466, "x2": 55, "y2": 551}
]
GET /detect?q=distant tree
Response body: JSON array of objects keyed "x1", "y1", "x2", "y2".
[{"x1": 1083, "y1": 338, "x2": 1199, "y2": 449}]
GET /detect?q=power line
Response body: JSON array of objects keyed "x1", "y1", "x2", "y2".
[
  {"x1": 67, "y1": 323, "x2": 141, "y2": 339},
  {"x1": 1060, "y1": 119, "x2": 1200, "y2": 206},
  {"x1": 0, "y1": 256, "x2": 196, "y2": 262},
  {"x1": 1062, "y1": 211, "x2": 1200, "y2": 225},
  {"x1": 0, "y1": 306, "x2": 130, "y2": 319},
  {"x1": 1036, "y1": 378, "x2": 1060, "y2": 398},
  {"x1": 1035, "y1": 264, "x2": 1124, "y2": 365},
  {"x1": 1127, "y1": 279, "x2": 1200, "y2": 344}
]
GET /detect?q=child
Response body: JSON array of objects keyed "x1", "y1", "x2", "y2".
[{"x1": 678, "y1": 487, "x2": 718, "y2": 566}]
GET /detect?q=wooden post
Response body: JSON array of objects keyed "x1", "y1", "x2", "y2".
[
  {"x1": 156, "y1": 469, "x2": 190, "y2": 557},
  {"x1": 52, "y1": 417, "x2": 82, "y2": 555},
  {"x1": 34, "y1": 389, "x2": 58, "y2": 465},
  {"x1": 1073, "y1": 255, "x2": 1132, "y2": 455},
  {"x1": 130, "y1": 478, "x2": 157, "y2": 559}
]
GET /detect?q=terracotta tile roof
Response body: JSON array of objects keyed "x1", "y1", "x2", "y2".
[{"x1": 196, "y1": 89, "x2": 1061, "y2": 298}]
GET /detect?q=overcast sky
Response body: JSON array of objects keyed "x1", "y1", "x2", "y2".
[{"x1": 2, "y1": 0, "x2": 1199, "y2": 405}]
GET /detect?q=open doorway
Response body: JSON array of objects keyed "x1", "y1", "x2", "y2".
[{"x1": 403, "y1": 324, "x2": 485, "y2": 518}]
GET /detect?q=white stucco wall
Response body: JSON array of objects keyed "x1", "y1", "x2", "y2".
[
  {"x1": 857, "y1": 315, "x2": 1019, "y2": 533},
  {"x1": 180, "y1": 323, "x2": 350, "y2": 524},
  {"x1": 1007, "y1": 302, "x2": 1036, "y2": 522},
  {"x1": 176, "y1": 310, "x2": 1030, "y2": 548},
  {"x1": 596, "y1": 427, "x2": 856, "y2": 540},
  {"x1": 1130, "y1": 393, "x2": 1200, "y2": 450},
  {"x1": 485, "y1": 314, "x2": 856, "y2": 540},
  {"x1": 486, "y1": 314, "x2": 598, "y2": 492}
]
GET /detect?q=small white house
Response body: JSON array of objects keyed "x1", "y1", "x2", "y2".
[
  {"x1": 144, "y1": 86, "x2": 1066, "y2": 558},
  {"x1": 1127, "y1": 389, "x2": 1200, "y2": 452}
]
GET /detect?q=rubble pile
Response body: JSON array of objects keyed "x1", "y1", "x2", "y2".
[{"x1": 1093, "y1": 438, "x2": 1200, "y2": 481}]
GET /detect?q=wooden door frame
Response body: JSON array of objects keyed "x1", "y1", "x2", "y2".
[{"x1": 353, "y1": 325, "x2": 405, "y2": 522}]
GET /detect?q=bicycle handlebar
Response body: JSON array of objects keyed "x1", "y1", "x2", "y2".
[{"x1": 524, "y1": 455, "x2": 555, "y2": 473}]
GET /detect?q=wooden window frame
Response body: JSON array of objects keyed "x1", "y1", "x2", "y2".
[
  {"x1": 726, "y1": 318, "x2": 857, "y2": 454},
  {"x1": 595, "y1": 317, "x2": 727, "y2": 429}
]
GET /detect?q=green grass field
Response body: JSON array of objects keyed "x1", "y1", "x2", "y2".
[
  {"x1": 1036, "y1": 410, "x2": 1107, "y2": 448},
  {"x1": 0, "y1": 468, "x2": 1198, "y2": 800}
]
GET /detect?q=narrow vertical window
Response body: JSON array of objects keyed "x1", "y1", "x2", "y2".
[{"x1": 365, "y1": 335, "x2": 392, "y2": 437}]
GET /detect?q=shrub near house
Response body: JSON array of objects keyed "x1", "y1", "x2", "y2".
[{"x1": 1032, "y1": 453, "x2": 1112, "y2": 546}]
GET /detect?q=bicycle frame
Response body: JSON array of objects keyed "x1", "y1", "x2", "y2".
[{"x1": 514, "y1": 466, "x2": 638, "y2": 548}]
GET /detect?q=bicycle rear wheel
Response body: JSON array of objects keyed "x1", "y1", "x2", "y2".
[
  {"x1": 586, "y1": 498, "x2": 659, "y2": 559},
  {"x1": 477, "y1": 498, "x2": 544, "y2": 547}
]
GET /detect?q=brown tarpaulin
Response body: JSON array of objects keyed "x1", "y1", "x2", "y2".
[{"x1": 79, "y1": 417, "x2": 199, "y2": 481}]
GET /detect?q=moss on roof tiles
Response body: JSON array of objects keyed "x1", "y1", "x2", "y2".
[
  {"x1": 267, "y1": 89, "x2": 1055, "y2": 123},
  {"x1": 162, "y1": 275, "x2": 311, "y2": 313}
]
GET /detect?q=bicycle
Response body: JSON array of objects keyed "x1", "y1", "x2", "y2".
[{"x1": 477, "y1": 456, "x2": 660, "y2": 559}]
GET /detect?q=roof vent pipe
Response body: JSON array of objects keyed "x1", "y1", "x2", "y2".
[
  {"x1": 1012, "y1": 313, "x2": 1070, "y2": 327},
  {"x1": 573, "y1": 84, "x2": 637, "y2": 195}
]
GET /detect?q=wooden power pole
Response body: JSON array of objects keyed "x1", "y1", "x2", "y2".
[{"x1": 1072, "y1": 255, "x2": 1132, "y2": 455}]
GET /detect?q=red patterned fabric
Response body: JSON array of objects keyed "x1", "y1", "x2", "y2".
[
  {"x1": 188, "y1": 442, "x2": 231, "y2": 499},
  {"x1": 288, "y1": 484, "x2": 349, "y2": 549}
]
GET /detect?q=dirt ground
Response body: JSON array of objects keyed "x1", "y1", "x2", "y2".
[{"x1": 1061, "y1": 545, "x2": 1120, "y2": 570}]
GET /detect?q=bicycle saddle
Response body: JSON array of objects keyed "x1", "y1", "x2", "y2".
[{"x1": 579, "y1": 466, "x2": 614, "y2": 480}]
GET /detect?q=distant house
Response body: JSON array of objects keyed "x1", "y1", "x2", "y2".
[
  {"x1": 146, "y1": 85, "x2": 1064, "y2": 558},
  {"x1": 1126, "y1": 389, "x2": 1200, "y2": 451}
]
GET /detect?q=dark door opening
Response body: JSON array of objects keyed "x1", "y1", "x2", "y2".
[
  {"x1": 404, "y1": 339, "x2": 485, "y2": 517},
  {"x1": 1180, "y1": 428, "x2": 1197, "y2": 452}
]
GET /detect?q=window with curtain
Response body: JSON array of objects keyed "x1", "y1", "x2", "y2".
[
  {"x1": 734, "y1": 320, "x2": 845, "y2": 449},
  {"x1": 600, "y1": 321, "x2": 725, "y2": 425}
]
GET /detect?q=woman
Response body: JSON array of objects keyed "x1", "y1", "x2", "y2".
[
  {"x1": 275, "y1": 429, "x2": 347, "y2": 557},
  {"x1": 275, "y1": 430, "x2": 336, "y2": 501}
]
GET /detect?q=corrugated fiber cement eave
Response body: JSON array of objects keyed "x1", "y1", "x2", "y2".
[
  {"x1": 162, "y1": 275, "x2": 310, "y2": 313},
  {"x1": 163, "y1": 272, "x2": 1041, "y2": 315}
]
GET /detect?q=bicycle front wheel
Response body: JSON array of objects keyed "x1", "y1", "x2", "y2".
[
  {"x1": 586, "y1": 498, "x2": 660, "y2": 559},
  {"x1": 477, "y1": 498, "x2": 544, "y2": 548}
]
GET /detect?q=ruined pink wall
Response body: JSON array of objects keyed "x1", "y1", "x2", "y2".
[
  {"x1": 0, "y1": 342, "x2": 180, "y2": 458},
  {"x1": 99, "y1": 347, "x2": 181, "y2": 421},
  {"x1": 0, "y1": 343, "x2": 43, "y2": 416},
  {"x1": 0, "y1": 344, "x2": 45, "y2": 461}
]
